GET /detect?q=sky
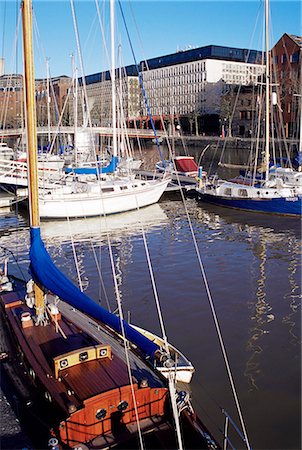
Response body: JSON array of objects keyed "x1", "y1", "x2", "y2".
[{"x1": 0, "y1": 0, "x2": 301, "y2": 79}]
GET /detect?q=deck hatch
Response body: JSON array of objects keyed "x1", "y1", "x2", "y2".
[{"x1": 53, "y1": 344, "x2": 111, "y2": 378}]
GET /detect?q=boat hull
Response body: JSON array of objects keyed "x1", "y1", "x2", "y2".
[
  {"x1": 39, "y1": 178, "x2": 169, "y2": 218},
  {"x1": 198, "y1": 192, "x2": 302, "y2": 217}
]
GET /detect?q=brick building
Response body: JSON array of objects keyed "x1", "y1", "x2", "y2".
[{"x1": 271, "y1": 33, "x2": 301, "y2": 138}]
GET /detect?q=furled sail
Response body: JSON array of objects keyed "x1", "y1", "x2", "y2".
[
  {"x1": 30, "y1": 227, "x2": 159, "y2": 358},
  {"x1": 64, "y1": 156, "x2": 118, "y2": 175}
]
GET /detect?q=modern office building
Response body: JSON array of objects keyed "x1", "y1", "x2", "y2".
[
  {"x1": 141, "y1": 45, "x2": 264, "y2": 120},
  {"x1": 77, "y1": 44, "x2": 264, "y2": 134}
]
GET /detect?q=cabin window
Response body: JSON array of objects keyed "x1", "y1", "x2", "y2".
[
  {"x1": 96, "y1": 408, "x2": 107, "y2": 420},
  {"x1": 120, "y1": 186, "x2": 128, "y2": 190},
  {"x1": 117, "y1": 400, "x2": 128, "y2": 412},
  {"x1": 101, "y1": 187, "x2": 114, "y2": 193},
  {"x1": 238, "y1": 189, "x2": 248, "y2": 197},
  {"x1": 224, "y1": 188, "x2": 232, "y2": 196},
  {"x1": 132, "y1": 184, "x2": 138, "y2": 188}
]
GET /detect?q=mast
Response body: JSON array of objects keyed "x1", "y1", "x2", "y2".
[
  {"x1": 264, "y1": 0, "x2": 270, "y2": 180},
  {"x1": 46, "y1": 57, "x2": 51, "y2": 146},
  {"x1": 22, "y1": 0, "x2": 40, "y2": 228},
  {"x1": 110, "y1": 0, "x2": 117, "y2": 159},
  {"x1": 71, "y1": 53, "x2": 78, "y2": 166},
  {"x1": 22, "y1": 0, "x2": 45, "y2": 318}
]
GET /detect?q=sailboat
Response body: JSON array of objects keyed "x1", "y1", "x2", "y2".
[
  {"x1": 38, "y1": 3, "x2": 168, "y2": 220},
  {"x1": 0, "y1": 1, "x2": 219, "y2": 449},
  {"x1": 196, "y1": 0, "x2": 302, "y2": 217}
]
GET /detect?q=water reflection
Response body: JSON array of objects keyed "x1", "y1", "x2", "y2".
[
  {"x1": 40, "y1": 203, "x2": 168, "y2": 245},
  {"x1": 192, "y1": 201, "x2": 301, "y2": 392}
]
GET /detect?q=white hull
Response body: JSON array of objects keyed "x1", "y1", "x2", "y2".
[{"x1": 39, "y1": 177, "x2": 169, "y2": 218}]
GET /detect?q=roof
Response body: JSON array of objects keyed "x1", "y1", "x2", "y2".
[
  {"x1": 288, "y1": 34, "x2": 302, "y2": 47},
  {"x1": 141, "y1": 45, "x2": 263, "y2": 71}
]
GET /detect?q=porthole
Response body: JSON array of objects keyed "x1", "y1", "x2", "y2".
[
  {"x1": 96, "y1": 408, "x2": 107, "y2": 420},
  {"x1": 117, "y1": 400, "x2": 128, "y2": 412},
  {"x1": 59, "y1": 358, "x2": 68, "y2": 369},
  {"x1": 100, "y1": 348, "x2": 108, "y2": 357}
]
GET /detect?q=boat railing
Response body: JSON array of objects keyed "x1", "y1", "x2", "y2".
[
  {"x1": 0, "y1": 158, "x2": 63, "y2": 188},
  {"x1": 221, "y1": 409, "x2": 252, "y2": 450}
]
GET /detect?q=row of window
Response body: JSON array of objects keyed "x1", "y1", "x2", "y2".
[
  {"x1": 144, "y1": 61, "x2": 207, "y2": 80},
  {"x1": 274, "y1": 52, "x2": 300, "y2": 64}
]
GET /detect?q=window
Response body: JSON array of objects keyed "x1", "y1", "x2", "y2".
[
  {"x1": 101, "y1": 187, "x2": 114, "y2": 193},
  {"x1": 282, "y1": 53, "x2": 286, "y2": 64},
  {"x1": 224, "y1": 188, "x2": 232, "y2": 196},
  {"x1": 240, "y1": 111, "x2": 247, "y2": 119},
  {"x1": 291, "y1": 52, "x2": 299, "y2": 63},
  {"x1": 238, "y1": 189, "x2": 248, "y2": 197}
]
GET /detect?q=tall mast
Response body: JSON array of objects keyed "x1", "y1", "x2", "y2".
[
  {"x1": 22, "y1": 0, "x2": 45, "y2": 320},
  {"x1": 71, "y1": 53, "x2": 78, "y2": 166},
  {"x1": 46, "y1": 57, "x2": 51, "y2": 145},
  {"x1": 264, "y1": 0, "x2": 270, "y2": 180},
  {"x1": 22, "y1": 0, "x2": 40, "y2": 228},
  {"x1": 110, "y1": 0, "x2": 117, "y2": 158}
]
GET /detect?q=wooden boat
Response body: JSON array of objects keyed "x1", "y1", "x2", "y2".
[{"x1": 0, "y1": 1, "x2": 219, "y2": 449}]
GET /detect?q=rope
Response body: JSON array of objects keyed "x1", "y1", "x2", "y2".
[
  {"x1": 1, "y1": 0, "x2": 6, "y2": 59},
  {"x1": 70, "y1": 0, "x2": 99, "y2": 168},
  {"x1": 104, "y1": 213, "x2": 145, "y2": 450},
  {"x1": 117, "y1": 0, "x2": 165, "y2": 165},
  {"x1": 173, "y1": 175, "x2": 252, "y2": 449}
]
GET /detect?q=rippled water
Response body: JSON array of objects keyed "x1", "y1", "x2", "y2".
[{"x1": 0, "y1": 194, "x2": 301, "y2": 449}]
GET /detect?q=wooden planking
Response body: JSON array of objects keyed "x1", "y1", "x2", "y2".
[
  {"x1": 61, "y1": 356, "x2": 130, "y2": 401},
  {"x1": 5, "y1": 306, "x2": 72, "y2": 411},
  {"x1": 57, "y1": 301, "x2": 166, "y2": 388}
]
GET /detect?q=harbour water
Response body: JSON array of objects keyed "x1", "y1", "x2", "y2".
[{"x1": 0, "y1": 191, "x2": 300, "y2": 449}]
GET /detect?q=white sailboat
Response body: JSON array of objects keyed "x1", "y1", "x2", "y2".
[{"x1": 36, "y1": 1, "x2": 169, "y2": 219}]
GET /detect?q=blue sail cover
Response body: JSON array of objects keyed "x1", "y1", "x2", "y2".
[
  {"x1": 64, "y1": 156, "x2": 118, "y2": 175},
  {"x1": 30, "y1": 227, "x2": 159, "y2": 359}
]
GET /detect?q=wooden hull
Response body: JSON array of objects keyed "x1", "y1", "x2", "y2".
[{"x1": 0, "y1": 280, "x2": 218, "y2": 450}]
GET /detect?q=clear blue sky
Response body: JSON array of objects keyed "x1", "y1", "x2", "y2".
[{"x1": 1, "y1": 0, "x2": 301, "y2": 79}]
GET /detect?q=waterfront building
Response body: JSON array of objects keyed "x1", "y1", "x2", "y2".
[
  {"x1": 141, "y1": 45, "x2": 264, "y2": 115},
  {"x1": 271, "y1": 33, "x2": 301, "y2": 138},
  {"x1": 220, "y1": 84, "x2": 258, "y2": 138},
  {"x1": 76, "y1": 45, "x2": 264, "y2": 135},
  {"x1": 0, "y1": 74, "x2": 24, "y2": 129},
  {"x1": 0, "y1": 73, "x2": 71, "y2": 130},
  {"x1": 75, "y1": 65, "x2": 140, "y2": 127},
  {"x1": 35, "y1": 75, "x2": 72, "y2": 127}
]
